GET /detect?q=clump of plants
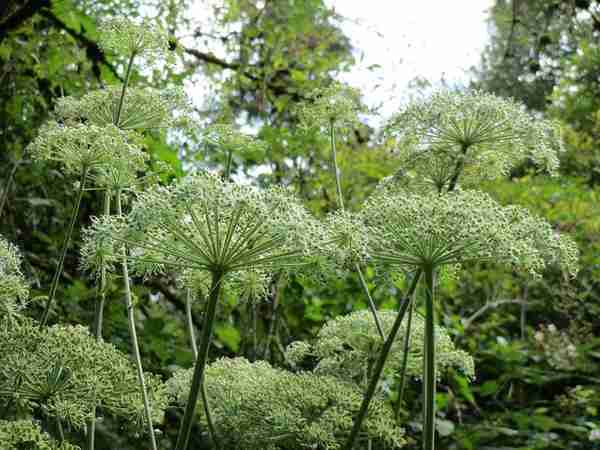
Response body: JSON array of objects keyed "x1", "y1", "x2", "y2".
[{"x1": 0, "y1": 15, "x2": 580, "y2": 450}]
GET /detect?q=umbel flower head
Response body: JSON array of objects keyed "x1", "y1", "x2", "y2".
[
  {"x1": 0, "y1": 420, "x2": 78, "y2": 450},
  {"x1": 28, "y1": 122, "x2": 138, "y2": 174},
  {"x1": 54, "y1": 86, "x2": 191, "y2": 132},
  {"x1": 287, "y1": 309, "x2": 474, "y2": 385},
  {"x1": 98, "y1": 17, "x2": 174, "y2": 65},
  {"x1": 297, "y1": 81, "x2": 365, "y2": 131},
  {"x1": 0, "y1": 236, "x2": 29, "y2": 321},
  {"x1": 385, "y1": 90, "x2": 564, "y2": 190},
  {"x1": 0, "y1": 318, "x2": 167, "y2": 430},
  {"x1": 81, "y1": 171, "x2": 321, "y2": 278},
  {"x1": 361, "y1": 188, "x2": 579, "y2": 277},
  {"x1": 167, "y1": 357, "x2": 405, "y2": 450},
  {"x1": 202, "y1": 124, "x2": 268, "y2": 158}
]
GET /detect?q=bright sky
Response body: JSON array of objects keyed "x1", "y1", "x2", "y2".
[
  {"x1": 327, "y1": 0, "x2": 494, "y2": 122},
  {"x1": 182, "y1": 1, "x2": 494, "y2": 126}
]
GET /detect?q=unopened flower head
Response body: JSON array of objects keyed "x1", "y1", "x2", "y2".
[
  {"x1": 0, "y1": 236, "x2": 29, "y2": 321},
  {"x1": 167, "y1": 357, "x2": 405, "y2": 449},
  {"x1": 385, "y1": 90, "x2": 564, "y2": 190},
  {"x1": 28, "y1": 122, "x2": 138, "y2": 174},
  {"x1": 297, "y1": 81, "x2": 365, "y2": 131},
  {"x1": 0, "y1": 319, "x2": 167, "y2": 430},
  {"x1": 83, "y1": 171, "x2": 322, "y2": 280},
  {"x1": 293, "y1": 309, "x2": 474, "y2": 384},
  {"x1": 55, "y1": 86, "x2": 191, "y2": 131},
  {"x1": 98, "y1": 17, "x2": 174, "y2": 66},
  {"x1": 361, "y1": 188, "x2": 579, "y2": 277}
]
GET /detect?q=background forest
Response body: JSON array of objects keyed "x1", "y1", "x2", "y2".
[{"x1": 1, "y1": 0, "x2": 599, "y2": 449}]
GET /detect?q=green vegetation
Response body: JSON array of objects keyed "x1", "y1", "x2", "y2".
[{"x1": 1, "y1": 1, "x2": 598, "y2": 450}]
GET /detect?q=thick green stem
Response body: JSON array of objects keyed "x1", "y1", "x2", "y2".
[
  {"x1": 328, "y1": 120, "x2": 384, "y2": 341},
  {"x1": 116, "y1": 191, "x2": 158, "y2": 450},
  {"x1": 343, "y1": 270, "x2": 422, "y2": 450},
  {"x1": 40, "y1": 166, "x2": 89, "y2": 327},
  {"x1": 422, "y1": 266, "x2": 437, "y2": 450},
  {"x1": 87, "y1": 190, "x2": 111, "y2": 450},
  {"x1": 393, "y1": 278, "x2": 418, "y2": 421},
  {"x1": 175, "y1": 270, "x2": 223, "y2": 450},
  {"x1": 185, "y1": 288, "x2": 220, "y2": 449}
]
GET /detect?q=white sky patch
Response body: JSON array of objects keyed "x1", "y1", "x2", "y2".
[{"x1": 327, "y1": 0, "x2": 494, "y2": 123}]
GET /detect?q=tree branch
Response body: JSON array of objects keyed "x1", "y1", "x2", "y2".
[
  {"x1": 462, "y1": 298, "x2": 527, "y2": 330},
  {"x1": 0, "y1": 0, "x2": 49, "y2": 44},
  {"x1": 39, "y1": 8, "x2": 122, "y2": 82}
]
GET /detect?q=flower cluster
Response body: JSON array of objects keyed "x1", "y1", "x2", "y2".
[
  {"x1": 0, "y1": 420, "x2": 79, "y2": 450},
  {"x1": 361, "y1": 188, "x2": 579, "y2": 277},
  {"x1": 287, "y1": 309, "x2": 475, "y2": 384},
  {"x1": 0, "y1": 319, "x2": 168, "y2": 429},
  {"x1": 98, "y1": 18, "x2": 174, "y2": 65},
  {"x1": 297, "y1": 82, "x2": 365, "y2": 131},
  {"x1": 55, "y1": 86, "x2": 191, "y2": 131},
  {"x1": 81, "y1": 171, "x2": 323, "y2": 278},
  {"x1": 167, "y1": 357, "x2": 405, "y2": 450},
  {"x1": 385, "y1": 90, "x2": 564, "y2": 190},
  {"x1": 321, "y1": 210, "x2": 371, "y2": 269},
  {"x1": 28, "y1": 122, "x2": 139, "y2": 174},
  {"x1": 202, "y1": 123, "x2": 268, "y2": 157},
  {"x1": 0, "y1": 236, "x2": 28, "y2": 321}
]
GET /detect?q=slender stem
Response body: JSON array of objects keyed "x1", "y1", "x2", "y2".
[
  {"x1": 185, "y1": 288, "x2": 220, "y2": 449},
  {"x1": 185, "y1": 288, "x2": 198, "y2": 359},
  {"x1": 93, "y1": 190, "x2": 112, "y2": 339},
  {"x1": 251, "y1": 300, "x2": 258, "y2": 361},
  {"x1": 40, "y1": 166, "x2": 89, "y2": 327},
  {"x1": 114, "y1": 53, "x2": 136, "y2": 127},
  {"x1": 0, "y1": 158, "x2": 19, "y2": 218},
  {"x1": 262, "y1": 277, "x2": 282, "y2": 360},
  {"x1": 329, "y1": 120, "x2": 344, "y2": 210},
  {"x1": 422, "y1": 266, "x2": 436, "y2": 450},
  {"x1": 447, "y1": 143, "x2": 469, "y2": 192},
  {"x1": 57, "y1": 416, "x2": 65, "y2": 442},
  {"x1": 355, "y1": 264, "x2": 385, "y2": 340},
  {"x1": 116, "y1": 191, "x2": 158, "y2": 450},
  {"x1": 328, "y1": 119, "x2": 384, "y2": 341},
  {"x1": 175, "y1": 270, "x2": 224, "y2": 450},
  {"x1": 224, "y1": 149, "x2": 233, "y2": 181},
  {"x1": 343, "y1": 270, "x2": 422, "y2": 450},
  {"x1": 88, "y1": 189, "x2": 111, "y2": 450},
  {"x1": 393, "y1": 277, "x2": 418, "y2": 421}
]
